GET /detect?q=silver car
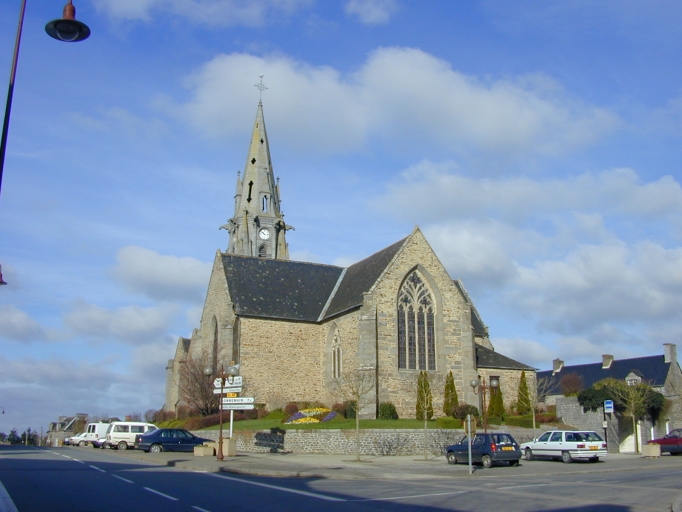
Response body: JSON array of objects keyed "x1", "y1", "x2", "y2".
[{"x1": 520, "y1": 430, "x2": 607, "y2": 463}]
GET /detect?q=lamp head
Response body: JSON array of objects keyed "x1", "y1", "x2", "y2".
[
  {"x1": 45, "y1": 1, "x2": 91, "y2": 42},
  {"x1": 226, "y1": 365, "x2": 240, "y2": 376},
  {"x1": 490, "y1": 378, "x2": 499, "y2": 388},
  {"x1": 469, "y1": 378, "x2": 480, "y2": 389},
  {"x1": 203, "y1": 366, "x2": 213, "y2": 377}
]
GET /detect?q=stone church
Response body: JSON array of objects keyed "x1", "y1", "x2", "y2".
[{"x1": 164, "y1": 101, "x2": 535, "y2": 419}]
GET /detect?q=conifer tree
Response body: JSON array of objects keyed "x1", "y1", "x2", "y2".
[
  {"x1": 443, "y1": 370, "x2": 458, "y2": 416},
  {"x1": 488, "y1": 385, "x2": 505, "y2": 418},
  {"x1": 416, "y1": 371, "x2": 434, "y2": 421},
  {"x1": 516, "y1": 370, "x2": 531, "y2": 415}
]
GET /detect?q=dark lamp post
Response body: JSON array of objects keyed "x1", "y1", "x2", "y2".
[
  {"x1": 45, "y1": 1, "x2": 91, "y2": 42},
  {"x1": 470, "y1": 377, "x2": 499, "y2": 434}
]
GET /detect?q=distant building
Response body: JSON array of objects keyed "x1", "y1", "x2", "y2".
[
  {"x1": 538, "y1": 344, "x2": 682, "y2": 452},
  {"x1": 164, "y1": 100, "x2": 534, "y2": 419}
]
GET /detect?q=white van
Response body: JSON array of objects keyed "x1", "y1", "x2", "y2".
[
  {"x1": 82, "y1": 422, "x2": 110, "y2": 447},
  {"x1": 105, "y1": 421, "x2": 157, "y2": 450}
]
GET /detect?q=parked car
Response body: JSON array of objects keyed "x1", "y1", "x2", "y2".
[
  {"x1": 104, "y1": 421, "x2": 157, "y2": 450},
  {"x1": 64, "y1": 433, "x2": 88, "y2": 446},
  {"x1": 81, "y1": 422, "x2": 110, "y2": 447},
  {"x1": 520, "y1": 430, "x2": 607, "y2": 463},
  {"x1": 647, "y1": 428, "x2": 682, "y2": 455},
  {"x1": 92, "y1": 437, "x2": 107, "y2": 449},
  {"x1": 135, "y1": 428, "x2": 211, "y2": 453},
  {"x1": 445, "y1": 432, "x2": 521, "y2": 468}
]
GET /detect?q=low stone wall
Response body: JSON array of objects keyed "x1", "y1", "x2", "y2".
[{"x1": 192, "y1": 427, "x2": 543, "y2": 456}]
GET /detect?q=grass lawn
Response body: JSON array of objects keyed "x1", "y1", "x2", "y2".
[{"x1": 201, "y1": 418, "x2": 446, "y2": 431}]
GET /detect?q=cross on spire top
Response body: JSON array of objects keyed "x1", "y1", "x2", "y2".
[{"x1": 254, "y1": 73, "x2": 268, "y2": 102}]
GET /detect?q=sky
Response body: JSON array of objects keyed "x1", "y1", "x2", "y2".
[{"x1": 1, "y1": 0, "x2": 682, "y2": 433}]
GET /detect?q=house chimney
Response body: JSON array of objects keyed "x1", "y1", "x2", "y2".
[
  {"x1": 552, "y1": 358, "x2": 564, "y2": 375},
  {"x1": 602, "y1": 354, "x2": 614, "y2": 369},
  {"x1": 664, "y1": 343, "x2": 677, "y2": 364}
]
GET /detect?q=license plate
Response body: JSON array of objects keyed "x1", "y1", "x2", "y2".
[
  {"x1": 502, "y1": 446, "x2": 514, "y2": 451},
  {"x1": 589, "y1": 446, "x2": 598, "y2": 450}
]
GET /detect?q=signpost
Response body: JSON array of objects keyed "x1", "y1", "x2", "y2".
[
  {"x1": 604, "y1": 400, "x2": 614, "y2": 414},
  {"x1": 221, "y1": 397, "x2": 255, "y2": 404},
  {"x1": 213, "y1": 387, "x2": 243, "y2": 394},
  {"x1": 214, "y1": 372, "x2": 252, "y2": 439}
]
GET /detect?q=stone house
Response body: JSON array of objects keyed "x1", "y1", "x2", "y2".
[
  {"x1": 164, "y1": 100, "x2": 534, "y2": 419},
  {"x1": 538, "y1": 343, "x2": 682, "y2": 452}
]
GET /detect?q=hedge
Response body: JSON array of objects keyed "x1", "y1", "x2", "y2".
[
  {"x1": 504, "y1": 415, "x2": 534, "y2": 429},
  {"x1": 435, "y1": 417, "x2": 462, "y2": 429}
]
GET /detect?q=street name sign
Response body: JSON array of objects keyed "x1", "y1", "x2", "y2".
[
  {"x1": 221, "y1": 397, "x2": 255, "y2": 404},
  {"x1": 221, "y1": 404, "x2": 255, "y2": 410},
  {"x1": 213, "y1": 387, "x2": 243, "y2": 394}
]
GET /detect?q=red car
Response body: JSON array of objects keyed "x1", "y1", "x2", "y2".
[{"x1": 647, "y1": 428, "x2": 682, "y2": 455}]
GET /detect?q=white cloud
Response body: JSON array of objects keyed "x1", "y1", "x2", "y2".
[
  {"x1": 93, "y1": 0, "x2": 311, "y2": 26},
  {"x1": 493, "y1": 337, "x2": 554, "y2": 369},
  {"x1": 64, "y1": 300, "x2": 179, "y2": 344},
  {"x1": 170, "y1": 47, "x2": 618, "y2": 158},
  {"x1": 345, "y1": 0, "x2": 398, "y2": 24},
  {"x1": 112, "y1": 246, "x2": 212, "y2": 302},
  {"x1": 0, "y1": 305, "x2": 48, "y2": 343}
]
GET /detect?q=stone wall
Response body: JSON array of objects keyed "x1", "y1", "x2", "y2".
[
  {"x1": 555, "y1": 396, "x2": 619, "y2": 452},
  {"x1": 193, "y1": 427, "x2": 542, "y2": 456}
]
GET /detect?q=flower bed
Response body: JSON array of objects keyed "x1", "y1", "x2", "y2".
[{"x1": 285, "y1": 408, "x2": 336, "y2": 424}]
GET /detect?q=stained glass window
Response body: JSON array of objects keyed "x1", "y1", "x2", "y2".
[{"x1": 397, "y1": 271, "x2": 436, "y2": 370}]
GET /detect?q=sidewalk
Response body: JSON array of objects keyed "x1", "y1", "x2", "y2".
[{"x1": 106, "y1": 447, "x2": 682, "y2": 482}]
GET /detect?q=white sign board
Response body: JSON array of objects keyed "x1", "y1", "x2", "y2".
[
  {"x1": 213, "y1": 376, "x2": 243, "y2": 388},
  {"x1": 221, "y1": 404, "x2": 255, "y2": 410},
  {"x1": 604, "y1": 400, "x2": 614, "y2": 414},
  {"x1": 221, "y1": 397, "x2": 255, "y2": 404},
  {"x1": 213, "y1": 387, "x2": 243, "y2": 394}
]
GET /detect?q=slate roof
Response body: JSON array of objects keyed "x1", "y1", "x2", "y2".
[
  {"x1": 222, "y1": 238, "x2": 407, "y2": 322},
  {"x1": 324, "y1": 238, "x2": 406, "y2": 319},
  {"x1": 454, "y1": 280, "x2": 488, "y2": 337},
  {"x1": 222, "y1": 255, "x2": 343, "y2": 322},
  {"x1": 536, "y1": 355, "x2": 671, "y2": 388},
  {"x1": 476, "y1": 344, "x2": 535, "y2": 371}
]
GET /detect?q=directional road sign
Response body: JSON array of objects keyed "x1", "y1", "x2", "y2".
[
  {"x1": 221, "y1": 404, "x2": 255, "y2": 410},
  {"x1": 221, "y1": 397, "x2": 255, "y2": 404},
  {"x1": 214, "y1": 376, "x2": 243, "y2": 388},
  {"x1": 213, "y1": 387, "x2": 243, "y2": 394}
]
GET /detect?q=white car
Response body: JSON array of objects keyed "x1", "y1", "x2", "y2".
[
  {"x1": 520, "y1": 430, "x2": 607, "y2": 463},
  {"x1": 65, "y1": 433, "x2": 89, "y2": 446}
]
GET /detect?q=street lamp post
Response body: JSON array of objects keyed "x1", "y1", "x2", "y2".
[
  {"x1": 470, "y1": 377, "x2": 499, "y2": 433},
  {"x1": 203, "y1": 364, "x2": 239, "y2": 461}
]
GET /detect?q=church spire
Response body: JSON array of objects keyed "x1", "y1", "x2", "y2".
[{"x1": 222, "y1": 91, "x2": 292, "y2": 260}]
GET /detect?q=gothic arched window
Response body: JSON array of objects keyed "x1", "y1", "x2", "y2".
[
  {"x1": 262, "y1": 195, "x2": 268, "y2": 212},
  {"x1": 331, "y1": 328, "x2": 342, "y2": 378},
  {"x1": 258, "y1": 244, "x2": 268, "y2": 258},
  {"x1": 397, "y1": 271, "x2": 436, "y2": 370}
]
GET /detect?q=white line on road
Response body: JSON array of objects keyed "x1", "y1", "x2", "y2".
[
  {"x1": 497, "y1": 484, "x2": 551, "y2": 490},
  {"x1": 112, "y1": 475, "x2": 134, "y2": 484},
  {"x1": 204, "y1": 473, "x2": 346, "y2": 502},
  {"x1": 144, "y1": 487, "x2": 178, "y2": 501},
  {"x1": 60, "y1": 455, "x2": 71, "y2": 459},
  {"x1": 72, "y1": 459, "x2": 85, "y2": 464},
  {"x1": 90, "y1": 465, "x2": 106, "y2": 473},
  {"x1": 353, "y1": 490, "x2": 469, "y2": 502},
  {"x1": 191, "y1": 507, "x2": 212, "y2": 512}
]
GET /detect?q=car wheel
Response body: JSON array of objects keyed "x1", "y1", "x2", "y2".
[
  {"x1": 117, "y1": 441, "x2": 128, "y2": 451},
  {"x1": 589, "y1": 457, "x2": 599, "y2": 463},
  {"x1": 524, "y1": 448, "x2": 534, "y2": 461},
  {"x1": 150, "y1": 444, "x2": 162, "y2": 454},
  {"x1": 561, "y1": 451, "x2": 573, "y2": 464},
  {"x1": 481, "y1": 455, "x2": 493, "y2": 469},
  {"x1": 446, "y1": 452, "x2": 457, "y2": 464},
  {"x1": 509, "y1": 460, "x2": 519, "y2": 467},
  {"x1": 79, "y1": 441, "x2": 86, "y2": 447}
]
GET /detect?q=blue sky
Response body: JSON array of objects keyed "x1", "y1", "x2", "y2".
[{"x1": 1, "y1": 0, "x2": 682, "y2": 433}]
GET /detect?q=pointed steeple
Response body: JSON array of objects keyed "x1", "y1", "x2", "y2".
[{"x1": 222, "y1": 100, "x2": 292, "y2": 259}]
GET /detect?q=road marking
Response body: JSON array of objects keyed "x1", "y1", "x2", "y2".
[
  {"x1": 72, "y1": 459, "x2": 85, "y2": 464},
  {"x1": 191, "y1": 507, "x2": 212, "y2": 512},
  {"x1": 353, "y1": 490, "x2": 469, "y2": 502},
  {"x1": 204, "y1": 473, "x2": 346, "y2": 502},
  {"x1": 497, "y1": 483, "x2": 551, "y2": 490},
  {"x1": 112, "y1": 475, "x2": 134, "y2": 484},
  {"x1": 90, "y1": 465, "x2": 106, "y2": 473},
  {"x1": 60, "y1": 455, "x2": 71, "y2": 459},
  {"x1": 0, "y1": 480, "x2": 19, "y2": 512},
  {"x1": 144, "y1": 487, "x2": 178, "y2": 501}
]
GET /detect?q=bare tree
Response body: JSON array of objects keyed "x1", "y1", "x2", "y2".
[
  {"x1": 178, "y1": 351, "x2": 219, "y2": 416},
  {"x1": 329, "y1": 369, "x2": 376, "y2": 461},
  {"x1": 414, "y1": 371, "x2": 444, "y2": 460},
  {"x1": 531, "y1": 376, "x2": 559, "y2": 438}
]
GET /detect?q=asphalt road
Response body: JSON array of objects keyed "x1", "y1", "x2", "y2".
[{"x1": 1, "y1": 446, "x2": 681, "y2": 511}]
